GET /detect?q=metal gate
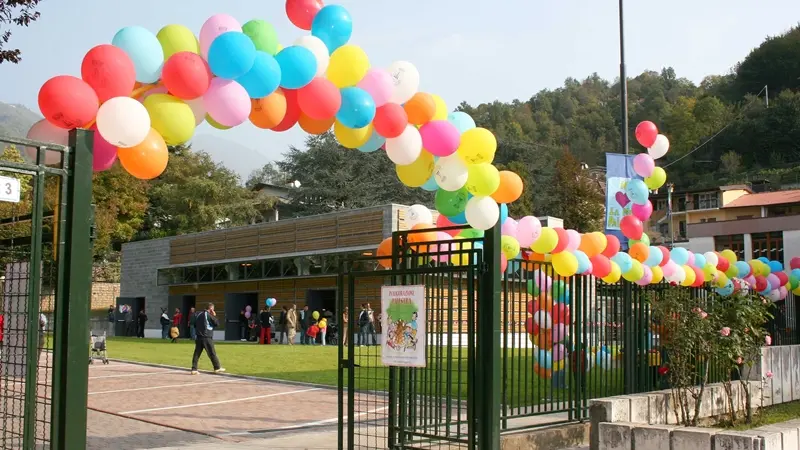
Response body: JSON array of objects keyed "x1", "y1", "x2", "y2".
[
  {"x1": 0, "y1": 131, "x2": 94, "y2": 450},
  {"x1": 338, "y1": 225, "x2": 502, "y2": 449}
]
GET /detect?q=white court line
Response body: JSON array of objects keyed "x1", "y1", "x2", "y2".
[
  {"x1": 223, "y1": 405, "x2": 390, "y2": 436},
  {"x1": 120, "y1": 388, "x2": 322, "y2": 415},
  {"x1": 89, "y1": 362, "x2": 138, "y2": 369},
  {"x1": 89, "y1": 370, "x2": 179, "y2": 380},
  {"x1": 89, "y1": 379, "x2": 240, "y2": 395}
]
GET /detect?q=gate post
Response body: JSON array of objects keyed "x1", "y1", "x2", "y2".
[
  {"x1": 477, "y1": 223, "x2": 501, "y2": 449},
  {"x1": 51, "y1": 129, "x2": 94, "y2": 450}
]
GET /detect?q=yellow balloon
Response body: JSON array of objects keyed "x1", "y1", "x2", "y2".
[
  {"x1": 144, "y1": 94, "x2": 196, "y2": 145},
  {"x1": 716, "y1": 272, "x2": 729, "y2": 288},
  {"x1": 334, "y1": 121, "x2": 372, "y2": 148},
  {"x1": 457, "y1": 127, "x2": 497, "y2": 165},
  {"x1": 206, "y1": 114, "x2": 230, "y2": 130},
  {"x1": 465, "y1": 163, "x2": 500, "y2": 196},
  {"x1": 396, "y1": 151, "x2": 435, "y2": 187},
  {"x1": 644, "y1": 167, "x2": 667, "y2": 190},
  {"x1": 501, "y1": 235, "x2": 520, "y2": 261},
  {"x1": 431, "y1": 94, "x2": 448, "y2": 121},
  {"x1": 681, "y1": 265, "x2": 696, "y2": 286},
  {"x1": 720, "y1": 249, "x2": 737, "y2": 264},
  {"x1": 725, "y1": 264, "x2": 738, "y2": 279},
  {"x1": 650, "y1": 265, "x2": 664, "y2": 284},
  {"x1": 157, "y1": 25, "x2": 200, "y2": 60},
  {"x1": 531, "y1": 227, "x2": 558, "y2": 254},
  {"x1": 552, "y1": 251, "x2": 578, "y2": 277},
  {"x1": 623, "y1": 260, "x2": 644, "y2": 282},
  {"x1": 450, "y1": 238, "x2": 473, "y2": 266},
  {"x1": 602, "y1": 262, "x2": 622, "y2": 284},
  {"x1": 276, "y1": 43, "x2": 284, "y2": 52},
  {"x1": 326, "y1": 45, "x2": 370, "y2": 88},
  {"x1": 703, "y1": 264, "x2": 715, "y2": 282},
  {"x1": 794, "y1": 286, "x2": 800, "y2": 296}
]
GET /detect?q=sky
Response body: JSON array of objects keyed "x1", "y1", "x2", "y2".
[{"x1": 1, "y1": 0, "x2": 798, "y2": 177}]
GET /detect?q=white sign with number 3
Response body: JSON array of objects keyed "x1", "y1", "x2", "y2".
[{"x1": 0, "y1": 175, "x2": 21, "y2": 203}]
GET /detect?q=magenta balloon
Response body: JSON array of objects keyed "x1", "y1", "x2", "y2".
[
  {"x1": 203, "y1": 78, "x2": 251, "y2": 127},
  {"x1": 91, "y1": 125, "x2": 117, "y2": 171},
  {"x1": 662, "y1": 260, "x2": 677, "y2": 277},
  {"x1": 199, "y1": 14, "x2": 242, "y2": 58},
  {"x1": 419, "y1": 120, "x2": 460, "y2": 157},
  {"x1": 551, "y1": 323, "x2": 566, "y2": 343},
  {"x1": 633, "y1": 153, "x2": 655, "y2": 177},
  {"x1": 552, "y1": 343, "x2": 566, "y2": 361},
  {"x1": 631, "y1": 201, "x2": 653, "y2": 221},
  {"x1": 430, "y1": 231, "x2": 453, "y2": 262},
  {"x1": 636, "y1": 265, "x2": 653, "y2": 286},
  {"x1": 744, "y1": 275, "x2": 756, "y2": 287},
  {"x1": 357, "y1": 68, "x2": 393, "y2": 108},
  {"x1": 767, "y1": 273, "x2": 780, "y2": 290},
  {"x1": 779, "y1": 286, "x2": 788, "y2": 300}
]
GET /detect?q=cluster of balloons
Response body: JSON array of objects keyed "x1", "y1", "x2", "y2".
[
  {"x1": 31, "y1": 0, "x2": 518, "y2": 230},
  {"x1": 245, "y1": 304, "x2": 253, "y2": 319},
  {"x1": 265, "y1": 297, "x2": 277, "y2": 308},
  {"x1": 524, "y1": 273, "x2": 572, "y2": 378}
]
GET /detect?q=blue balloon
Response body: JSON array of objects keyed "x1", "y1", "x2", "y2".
[
  {"x1": 208, "y1": 32, "x2": 257, "y2": 79},
  {"x1": 500, "y1": 204, "x2": 509, "y2": 225},
  {"x1": 694, "y1": 253, "x2": 706, "y2": 269},
  {"x1": 447, "y1": 211, "x2": 468, "y2": 225},
  {"x1": 575, "y1": 250, "x2": 590, "y2": 274},
  {"x1": 447, "y1": 111, "x2": 476, "y2": 133},
  {"x1": 311, "y1": 5, "x2": 353, "y2": 52},
  {"x1": 768, "y1": 260, "x2": 784, "y2": 273},
  {"x1": 670, "y1": 247, "x2": 689, "y2": 266},
  {"x1": 421, "y1": 174, "x2": 439, "y2": 191},
  {"x1": 275, "y1": 46, "x2": 317, "y2": 89},
  {"x1": 625, "y1": 179, "x2": 650, "y2": 206},
  {"x1": 735, "y1": 261, "x2": 751, "y2": 278},
  {"x1": 112, "y1": 26, "x2": 164, "y2": 83},
  {"x1": 644, "y1": 246, "x2": 662, "y2": 267},
  {"x1": 538, "y1": 350, "x2": 553, "y2": 369},
  {"x1": 337, "y1": 87, "x2": 376, "y2": 129},
  {"x1": 758, "y1": 257, "x2": 770, "y2": 265},
  {"x1": 235, "y1": 51, "x2": 281, "y2": 98},
  {"x1": 612, "y1": 252, "x2": 633, "y2": 274},
  {"x1": 358, "y1": 130, "x2": 385, "y2": 153},
  {"x1": 792, "y1": 268, "x2": 800, "y2": 280},
  {"x1": 715, "y1": 280, "x2": 734, "y2": 297}
]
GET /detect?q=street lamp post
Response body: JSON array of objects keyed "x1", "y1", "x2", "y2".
[{"x1": 619, "y1": 0, "x2": 629, "y2": 155}]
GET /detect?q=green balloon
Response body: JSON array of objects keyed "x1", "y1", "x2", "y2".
[
  {"x1": 527, "y1": 279, "x2": 540, "y2": 296},
  {"x1": 459, "y1": 228, "x2": 484, "y2": 239},
  {"x1": 628, "y1": 233, "x2": 650, "y2": 248},
  {"x1": 242, "y1": 20, "x2": 279, "y2": 56},
  {"x1": 435, "y1": 187, "x2": 469, "y2": 217}
]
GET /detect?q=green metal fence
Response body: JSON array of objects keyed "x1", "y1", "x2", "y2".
[{"x1": 0, "y1": 131, "x2": 94, "y2": 450}]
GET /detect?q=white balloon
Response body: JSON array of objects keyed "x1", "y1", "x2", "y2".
[
  {"x1": 648, "y1": 134, "x2": 670, "y2": 159},
  {"x1": 464, "y1": 196, "x2": 499, "y2": 231},
  {"x1": 665, "y1": 265, "x2": 686, "y2": 284},
  {"x1": 96, "y1": 97, "x2": 151, "y2": 148},
  {"x1": 24, "y1": 119, "x2": 66, "y2": 165},
  {"x1": 703, "y1": 251, "x2": 719, "y2": 268},
  {"x1": 768, "y1": 289, "x2": 782, "y2": 302},
  {"x1": 385, "y1": 125, "x2": 422, "y2": 165},
  {"x1": 185, "y1": 98, "x2": 206, "y2": 126},
  {"x1": 433, "y1": 155, "x2": 468, "y2": 191},
  {"x1": 532, "y1": 311, "x2": 553, "y2": 330},
  {"x1": 407, "y1": 204, "x2": 433, "y2": 228},
  {"x1": 294, "y1": 35, "x2": 329, "y2": 76},
  {"x1": 387, "y1": 61, "x2": 420, "y2": 104}
]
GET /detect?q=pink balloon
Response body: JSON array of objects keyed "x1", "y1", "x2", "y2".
[
  {"x1": 357, "y1": 69, "x2": 393, "y2": 108},
  {"x1": 90, "y1": 125, "x2": 117, "y2": 172},
  {"x1": 631, "y1": 201, "x2": 653, "y2": 221},
  {"x1": 636, "y1": 265, "x2": 653, "y2": 286},
  {"x1": 565, "y1": 229, "x2": 581, "y2": 252},
  {"x1": 517, "y1": 216, "x2": 542, "y2": 248},
  {"x1": 500, "y1": 254, "x2": 508, "y2": 274},
  {"x1": 633, "y1": 153, "x2": 655, "y2": 177},
  {"x1": 419, "y1": 120, "x2": 460, "y2": 157},
  {"x1": 767, "y1": 273, "x2": 780, "y2": 290},
  {"x1": 532, "y1": 269, "x2": 552, "y2": 291},
  {"x1": 430, "y1": 232, "x2": 453, "y2": 263},
  {"x1": 662, "y1": 260, "x2": 676, "y2": 277},
  {"x1": 203, "y1": 78, "x2": 250, "y2": 127},
  {"x1": 744, "y1": 275, "x2": 756, "y2": 287},
  {"x1": 583, "y1": 261, "x2": 593, "y2": 275},
  {"x1": 686, "y1": 252, "x2": 695, "y2": 267},
  {"x1": 199, "y1": 14, "x2": 242, "y2": 58},
  {"x1": 552, "y1": 344, "x2": 566, "y2": 361},
  {"x1": 501, "y1": 218, "x2": 518, "y2": 238},
  {"x1": 551, "y1": 323, "x2": 566, "y2": 343},
  {"x1": 779, "y1": 286, "x2": 788, "y2": 300}
]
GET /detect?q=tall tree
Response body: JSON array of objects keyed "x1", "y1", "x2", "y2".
[
  {"x1": 91, "y1": 164, "x2": 149, "y2": 258},
  {"x1": 246, "y1": 162, "x2": 285, "y2": 189},
  {"x1": 547, "y1": 148, "x2": 605, "y2": 232},
  {"x1": 0, "y1": 0, "x2": 42, "y2": 64}
]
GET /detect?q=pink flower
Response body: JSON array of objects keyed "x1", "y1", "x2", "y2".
[
  {"x1": 765, "y1": 335, "x2": 772, "y2": 346},
  {"x1": 744, "y1": 327, "x2": 750, "y2": 334},
  {"x1": 736, "y1": 357, "x2": 743, "y2": 365},
  {"x1": 700, "y1": 312, "x2": 708, "y2": 319},
  {"x1": 720, "y1": 327, "x2": 731, "y2": 337},
  {"x1": 766, "y1": 371, "x2": 773, "y2": 379}
]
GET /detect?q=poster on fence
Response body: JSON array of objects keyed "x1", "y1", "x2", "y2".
[{"x1": 381, "y1": 285, "x2": 426, "y2": 367}]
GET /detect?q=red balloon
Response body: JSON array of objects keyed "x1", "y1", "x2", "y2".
[
  {"x1": 657, "y1": 246, "x2": 670, "y2": 266},
  {"x1": 551, "y1": 228, "x2": 570, "y2": 254},
  {"x1": 285, "y1": 0, "x2": 324, "y2": 30},
  {"x1": 297, "y1": 77, "x2": 341, "y2": 120},
  {"x1": 271, "y1": 89, "x2": 301, "y2": 132},
  {"x1": 38, "y1": 75, "x2": 99, "y2": 129},
  {"x1": 602, "y1": 234, "x2": 620, "y2": 258},
  {"x1": 373, "y1": 103, "x2": 408, "y2": 138},
  {"x1": 716, "y1": 257, "x2": 730, "y2": 272},
  {"x1": 161, "y1": 52, "x2": 212, "y2": 100},
  {"x1": 692, "y1": 267, "x2": 705, "y2": 287},
  {"x1": 620, "y1": 215, "x2": 643, "y2": 240},
  {"x1": 635, "y1": 121, "x2": 658, "y2": 148},
  {"x1": 791, "y1": 257, "x2": 800, "y2": 270},
  {"x1": 552, "y1": 303, "x2": 571, "y2": 325},
  {"x1": 776, "y1": 272, "x2": 789, "y2": 287},
  {"x1": 755, "y1": 276, "x2": 768, "y2": 292},
  {"x1": 81, "y1": 44, "x2": 136, "y2": 103},
  {"x1": 590, "y1": 254, "x2": 612, "y2": 278}
]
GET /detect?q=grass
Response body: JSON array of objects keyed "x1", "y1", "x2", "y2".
[{"x1": 725, "y1": 401, "x2": 800, "y2": 430}]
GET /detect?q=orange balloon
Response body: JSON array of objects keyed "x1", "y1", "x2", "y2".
[
  {"x1": 534, "y1": 364, "x2": 552, "y2": 379},
  {"x1": 250, "y1": 92, "x2": 287, "y2": 129},
  {"x1": 376, "y1": 237, "x2": 393, "y2": 269},
  {"x1": 578, "y1": 233, "x2": 602, "y2": 258},
  {"x1": 298, "y1": 112, "x2": 335, "y2": 135},
  {"x1": 408, "y1": 223, "x2": 437, "y2": 245},
  {"x1": 118, "y1": 128, "x2": 168, "y2": 180},
  {"x1": 491, "y1": 171, "x2": 524, "y2": 203},
  {"x1": 536, "y1": 332, "x2": 553, "y2": 350},
  {"x1": 629, "y1": 242, "x2": 649, "y2": 263},
  {"x1": 403, "y1": 92, "x2": 436, "y2": 125}
]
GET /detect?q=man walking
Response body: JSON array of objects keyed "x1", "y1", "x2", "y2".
[
  {"x1": 191, "y1": 303, "x2": 225, "y2": 375},
  {"x1": 106, "y1": 304, "x2": 115, "y2": 337},
  {"x1": 137, "y1": 308, "x2": 147, "y2": 338},
  {"x1": 124, "y1": 305, "x2": 134, "y2": 336},
  {"x1": 160, "y1": 309, "x2": 170, "y2": 339},
  {"x1": 278, "y1": 306, "x2": 288, "y2": 344},
  {"x1": 286, "y1": 304, "x2": 298, "y2": 345},
  {"x1": 259, "y1": 307, "x2": 272, "y2": 345}
]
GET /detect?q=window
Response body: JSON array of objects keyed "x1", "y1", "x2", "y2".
[
  {"x1": 677, "y1": 197, "x2": 687, "y2": 212},
  {"x1": 656, "y1": 199, "x2": 667, "y2": 211},
  {"x1": 694, "y1": 192, "x2": 719, "y2": 210},
  {"x1": 714, "y1": 234, "x2": 745, "y2": 261},
  {"x1": 751, "y1": 231, "x2": 784, "y2": 262},
  {"x1": 679, "y1": 221, "x2": 686, "y2": 237}
]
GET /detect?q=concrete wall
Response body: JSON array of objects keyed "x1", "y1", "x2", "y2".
[
  {"x1": 685, "y1": 236, "x2": 714, "y2": 254},
  {"x1": 121, "y1": 238, "x2": 171, "y2": 331},
  {"x1": 784, "y1": 230, "x2": 800, "y2": 269}
]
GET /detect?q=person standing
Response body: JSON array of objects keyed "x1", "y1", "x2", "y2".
[
  {"x1": 191, "y1": 303, "x2": 225, "y2": 375},
  {"x1": 160, "y1": 309, "x2": 170, "y2": 339},
  {"x1": 188, "y1": 307, "x2": 197, "y2": 340},
  {"x1": 36, "y1": 313, "x2": 47, "y2": 368},
  {"x1": 137, "y1": 309, "x2": 147, "y2": 338},
  {"x1": 286, "y1": 304, "x2": 298, "y2": 345},
  {"x1": 124, "y1": 305, "x2": 134, "y2": 336},
  {"x1": 259, "y1": 307, "x2": 272, "y2": 345},
  {"x1": 107, "y1": 304, "x2": 115, "y2": 337},
  {"x1": 172, "y1": 308, "x2": 183, "y2": 339},
  {"x1": 300, "y1": 305, "x2": 311, "y2": 345},
  {"x1": 319, "y1": 316, "x2": 328, "y2": 346},
  {"x1": 239, "y1": 309, "x2": 248, "y2": 342},
  {"x1": 278, "y1": 306, "x2": 288, "y2": 344},
  {"x1": 342, "y1": 306, "x2": 349, "y2": 346}
]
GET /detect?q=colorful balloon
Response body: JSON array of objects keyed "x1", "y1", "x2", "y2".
[
  {"x1": 271, "y1": 89, "x2": 301, "y2": 132},
  {"x1": 357, "y1": 69, "x2": 393, "y2": 107},
  {"x1": 157, "y1": 24, "x2": 200, "y2": 60},
  {"x1": 387, "y1": 61, "x2": 420, "y2": 104},
  {"x1": 433, "y1": 155, "x2": 469, "y2": 191},
  {"x1": 204, "y1": 78, "x2": 251, "y2": 127},
  {"x1": 286, "y1": 0, "x2": 324, "y2": 30},
  {"x1": 385, "y1": 125, "x2": 422, "y2": 165},
  {"x1": 419, "y1": 120, "x2": 460, "y2": 157},
  {"x1": 208, "y1": 32, "x2": 256, "y2": 79},
  {"x1": 297, "y1": 77, "x2": 341, "y2": 119},
  {"x1": 242, "y1": 19, "x2": 280, "y2": 55},
  {"x1": 293, "y1": 35, "x2": 329, "y2": 76},
  {"x1": 96, "y1": 96, "x2": 150, "y2": 148},
  {"x1": 117, "y1": 128, "x2": 168, "y2": 180},
  {"x1": 143, "y1": 94, "x2": 196, "y2": 145},
  {"x1": 633, "y1": 153, "x2": 655, "y2": 178},
  {"x1": 635, "y1": 121, "x2": 658, "y2": 148},
  {"x1": 311, "y1": 4, "x2": 353, "y2": 52},
  {"x1": 336, "y1": 87, "x2": 376, "y2": 129},
  {"x1": 236, "y1": 51, "x2": 282, "y2": 98},
  {"x1": 373, "y1": 103, "x2": 408, "y2": 138},
  {"x1": 327, "y1": 44, "x2": 370, "y2": 88},
  {"x1": 457, "y1": 128, "x2": 497, "y2": 165},
  {"x1": 396, "y1": 151, "x2": 435, "y2": 188},
  {"x1": 161, "y1": 52, "x2": 212, "y2": 100},
  {"x1": 38, "y1": 76, "x2": 99, "y2": 130},
  {"x1": 464, "y1": 196, "x2": 500, "y2": 231},
  {"x1": 648, "y1": 134, "x2": 670, "y2": 159},
  {"x1": 275, "y1": 46, "x2": 317, "y2": 89},
  {"x1": 81, "y1": 45, "x2": 136, "y2": 103},
  {"x1": 645, "y1": 167, "x2": 667, "y2": 190},
  {"x1": 112, "y1": 26, "x2": 164, "y2": 83},
  {"x1": 250, "y1": 92, "x2": 288, "y2": 130},
  {"x1": 620, "y1": 215, "x2": 643, "y2": 240},
  {"x1": 199, "y1": 14, "x2": 242, "y2": 58},
  {"x1": 333, "y1": 121, "x2": 372, "y2": 148},
  {"x1": 25, "y1": 120, "x2": 67, "y2": 165}
]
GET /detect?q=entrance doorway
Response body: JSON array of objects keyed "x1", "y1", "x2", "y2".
[
  {"x1": 223, "y1": 292, "x2": 259, "y2": 341},
  {"x1": 306, "y1": 289, "x2": 337, "y2": 322},
  {"x1": 116, "y1": 297, "x2": 145, "y2": 337}
]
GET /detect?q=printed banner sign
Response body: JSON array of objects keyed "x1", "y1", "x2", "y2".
[{"x1": 381, "y1": 285, "x2": 426, "y2": 367}]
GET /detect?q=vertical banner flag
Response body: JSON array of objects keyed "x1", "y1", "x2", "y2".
[{"x1": 605, "y1": 153, "x2": 640, "y2": 250}]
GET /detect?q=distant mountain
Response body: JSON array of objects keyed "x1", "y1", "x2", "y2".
[
  {"x1": 0, "y1": 102, "x2": 40, "y2": 138},
  {"x1": 190, "y1": 133, "x2": 271, "y2": 181}
]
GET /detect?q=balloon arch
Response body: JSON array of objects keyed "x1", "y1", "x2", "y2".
[{"x1": 29, "y1": 1, "x2": 800, "y2": 300}]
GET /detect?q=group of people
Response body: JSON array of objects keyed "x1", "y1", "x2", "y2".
[{"x1": 111, "y1": 304, "x2": 148, "y2": 338}]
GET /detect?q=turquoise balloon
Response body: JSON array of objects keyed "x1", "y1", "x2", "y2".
[
  {"x1": 611, "y1": 252, "x2": 633, "y2": 274},
  {"x1": 447, "y1": 211, "x2": 468, "y2": 225},
  {"x1": 575, "y1": 250, "x2": 590, "y2": 274},
  {"x1": 208, "y1": 32, "x2": 256, "y2": 79},
  {"x1": 358, "y1": 130, "x2": 385, "y2": 153},
  {"x1": 670, "y1": 247, "x2": 689, "y2": 266},
  {"x1": 735, "y1": 261, "x2": 751, "y2": 278},
  {"x1": 644, "y1": 246, "x2": 662, "y2": 267},
  {"x1": 236, "y1": 51, "x2": 281, "y2": 98},
  {"x1": 337, "y1": 87, "x2": 376, "y2": 129},
  {"x1": 694, "y1": 253, "x2": 707, "y2": 269},
  {"x1": 625, "y1": 179, "x2": 650, "y2": 206},
  {"x1": 275, "y1": 46, "x2": 317, "y2": 89},
  {"x1": 112, "y1": 26, "x2": 164, "y2": 83},
  {"x1": 500, "y1": 203, "x2": 508, "y2": 225},
  {"x1": 311, "y1": 5, "x2": 353, "y2": 52},
  {"x1": 447, "y1": 111, "x2": 476, "y2": 134},
  {"x1": 421, "y1": 174, "x2": 438, "y2": 191},
  {"x1": 715, "y1": 280, "x2": 734, "y2": 296},
  {"x1": 537, "y1": 350, "x2": 553, "y2": 369}
]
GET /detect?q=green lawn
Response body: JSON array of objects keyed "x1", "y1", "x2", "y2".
[{"x1": 726, "y1": 400, "x2": 800, "y2": 430}]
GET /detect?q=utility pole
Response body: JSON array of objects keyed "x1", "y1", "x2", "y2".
[{"x1": 619, "y1": 0, "x2": 629, "y2": 155}]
